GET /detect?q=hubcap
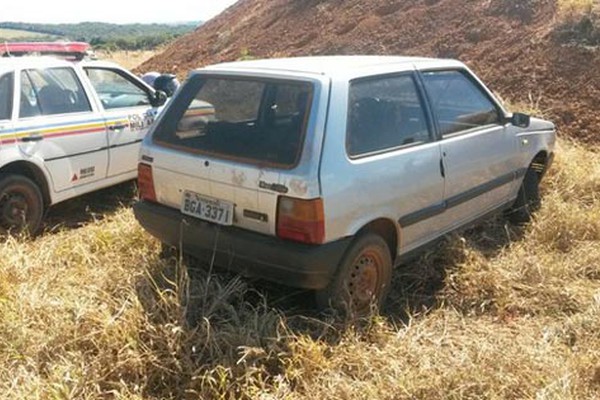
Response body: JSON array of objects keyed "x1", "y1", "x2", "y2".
[{"x1": 347, "y1": 250, "x2": 380, "y2": 308}]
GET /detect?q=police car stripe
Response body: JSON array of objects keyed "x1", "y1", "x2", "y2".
[
  {"x1": 12, "y1": 117, "x2": 108, "y2": 133},
  {"x1": 0, "y1": 118, "x2": 130, "y2": 143}
]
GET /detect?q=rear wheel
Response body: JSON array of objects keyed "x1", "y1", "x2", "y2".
[
  {"x1": 316, "y1": 233, "x2": 392, "y2": 317},
  {"x1": 507, "y1": 168, "x2": 540, "y2": 224},
  {"x1": 0, "y1": 174, "x2": 44, "y2": 236}
]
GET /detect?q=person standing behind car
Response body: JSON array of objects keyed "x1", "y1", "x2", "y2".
[
  {"x1": 153, "y1": 73, "x2": 180, "y2": 97},
  {"x1": 141, "y1": 71, "x2": 160, "y2": 87}
]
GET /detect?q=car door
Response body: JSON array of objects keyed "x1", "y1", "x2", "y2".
[
  {"x1": 0, "y1": 71, "x2": 14, "y2": 145},
  {"x1": 15, "y1": 66, "x2": 108, "y2": 192},
  {"x1": 84, "y1": 67, "x2": 158, "y2": 178},
  {"x1": 420, "y1": 69, "x2": 520, "y2": 230}
]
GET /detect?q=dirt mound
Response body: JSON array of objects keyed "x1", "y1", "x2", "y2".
[{"x1": 140, "y1": 0, "x2": 600, "y2": 142}]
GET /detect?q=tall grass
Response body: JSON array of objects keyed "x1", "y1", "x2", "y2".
[
  {"x1": 0, "y1": 137, "x2": 599, "y2": 399},
  {"x1": 557, "y1": 0, "x2": 596, "y2": 17}
]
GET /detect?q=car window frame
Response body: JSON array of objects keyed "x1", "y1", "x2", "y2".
[
  {"x1": 83, "y1": 66, "x2": 154, "y2": 111},
  {"x1": 152, "y1": 73, "x2": 315, "y2": 171},
  {"x1": 0, "y1": 71, "x2": 14, "y2": 122},
  {"x1": 417, "y1": 68, "x2": 505, "y2": 140},
  {"x1": 18, "y1": 66, "x2": 93, "y2": 120},
  {"x1": 345, "y1": 71, "x2": 436, "y2": 160}
]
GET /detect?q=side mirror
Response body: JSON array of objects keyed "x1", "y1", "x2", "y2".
[
  {"x1": 510, "y1": 112, "x2": 531, "y2": 128},
  {"x1": 150, "y1": 90, "x2": 168, "y2": 108}
]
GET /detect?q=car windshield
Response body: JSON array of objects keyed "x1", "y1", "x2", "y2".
[{"x1": 153, "y1": 75, "x2": 313, "y2": 168}]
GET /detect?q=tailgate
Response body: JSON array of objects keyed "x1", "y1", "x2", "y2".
[
  {"x1": 151, "y1": 150, "x2": 280, "y2": 235},
  {"x1": 146, "y1": 73, "x2": 328, "y2": 236}
]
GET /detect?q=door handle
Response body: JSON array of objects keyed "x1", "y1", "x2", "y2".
[
  {"x1": 109, "y1": 124, "x2": 128, "y2": 131},
  {"x1": 439, "y1": 158, "x2": 446, "y2": 178},
  {"x1": 21, "y1": 135, "x2": 44, "y2": 142}
]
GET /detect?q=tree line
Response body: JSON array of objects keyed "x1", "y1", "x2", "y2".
[{"x1": 0, "y1": 21, "x2": 199, "y2": 50}]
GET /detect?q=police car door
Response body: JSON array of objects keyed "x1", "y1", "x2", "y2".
[
  {"x1": 84, "y1": 67, "x2": 157, "y2": 178},
  {"x1": 16, "y1": 66, "x2": 108, "y2": 192}
]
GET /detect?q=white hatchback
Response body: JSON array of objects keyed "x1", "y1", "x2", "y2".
[{"x1": 134, "y1": 56, "x2": 555, "y2": 314}]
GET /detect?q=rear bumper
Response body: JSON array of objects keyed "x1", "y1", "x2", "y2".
[{"x1": 133, "y1": 201, "x2": 351, "y2": 290}]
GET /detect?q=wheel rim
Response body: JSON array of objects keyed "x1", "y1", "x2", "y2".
[
  {"x1": 346, "y1": 249, "x2": 381, "y2": 310},
  {"x1": 0, "y1": 190, "x2": 30, "y2": 231}
]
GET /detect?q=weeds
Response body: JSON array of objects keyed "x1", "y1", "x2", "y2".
[
  {"x1": 554, "y1": 0, "x2": 600, "y2": 46},
  {"x1": 557, "y1": 0, "x2": 596, "y2": 16}
]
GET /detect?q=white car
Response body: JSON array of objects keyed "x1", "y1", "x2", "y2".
[
  {"x1": 0, "y1": 43, "x2": 166, "y2": 234},
  {"x1": 134, "y1": 56, "x2": 555, "y2": 314}
]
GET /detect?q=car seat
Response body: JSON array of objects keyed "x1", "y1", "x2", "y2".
[{"x1": 38, "y1": 85, "x2": 72, "y2": 115}]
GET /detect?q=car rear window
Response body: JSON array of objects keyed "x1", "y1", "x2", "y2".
[{"x1": 153, "y1": 76, "x2": 313, "y2": 168}]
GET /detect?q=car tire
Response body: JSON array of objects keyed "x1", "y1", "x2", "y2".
[
  {"x1": 315, "y1": 233, "x2": 392, "y2": 317},
  {"x1": 0, "y1": 174, "x2": 44, "y2": 236},
  {"x1": 507, "y1": 168, "x2": 540, "y2": 224}
]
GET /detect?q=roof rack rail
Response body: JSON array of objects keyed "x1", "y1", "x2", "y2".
[{"x1": 1, "y1": 42, "x2": 92, "y2": 61}]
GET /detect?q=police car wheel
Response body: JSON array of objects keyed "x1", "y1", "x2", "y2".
[{"x1": 0, "y1": 174, "x2": 44, "y2": 236}]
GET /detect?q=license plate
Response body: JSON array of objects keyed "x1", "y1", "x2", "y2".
[{"x1": 181, "y1": 191, "x2": 234, "y2": 226}]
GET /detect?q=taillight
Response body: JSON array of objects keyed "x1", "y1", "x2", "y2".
[
  {"x1": 277, "y1": 197, "x2": 325, "y2": 244},
  {"x1": 138, "y1": 163, "x2": 156, "y2": 202}
]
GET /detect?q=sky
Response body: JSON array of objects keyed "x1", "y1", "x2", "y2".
[{"x1": 1, "y1": 0, "x2": 239, "y2": 24}]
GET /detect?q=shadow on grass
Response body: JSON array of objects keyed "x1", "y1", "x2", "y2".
[
  {"x1": 385, "y1": 216, "x2": 526, "y2": 321},
  {"x1": 43, "y1": 181, "x2": 137, "y2": 233}
]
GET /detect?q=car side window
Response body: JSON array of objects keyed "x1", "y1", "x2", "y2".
[
  {"x1": 421, "y1": 70, "x2": 501, "y2": 136},
  {"x1": 0, "y1": 72, "x2": 13, "y2": 121},
  {"x1": 85, "y1": 68, "x2": 151, "y2": 110},
  {"x1": 19, "y1": 68, "x2": 91, "y2": 118},
  {"x1": 347, "y1": 74, "x2": 431, "y2": 157}
]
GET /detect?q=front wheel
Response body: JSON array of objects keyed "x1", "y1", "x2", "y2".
[
  {"x1": 316, "y1": 233, "x2": 392, "y2": 317},
  {"x1": 506, "y1": 168, "x2": 540, "y2": 224},
  {"x1": 0, "y1": 174, "x2": 44, "y2": 236}
]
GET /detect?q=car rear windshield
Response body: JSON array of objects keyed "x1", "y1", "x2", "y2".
[{"x1": 153, "y1": 75, "x2": 313, "y2": 168}]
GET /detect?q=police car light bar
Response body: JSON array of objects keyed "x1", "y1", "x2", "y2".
[{"x1": 1, "y1": 42, "x2": 91, "y2": 60}]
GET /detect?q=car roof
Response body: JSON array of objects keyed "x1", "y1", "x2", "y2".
[
  {"x1": 202, "y1": 55, "x2": 462, "y2": 77},
  {"x1": 0, "y1": 56, "x2": 75, "y2": 70},
  {"x1": 0, "y1": 56, "x2": 126, "y2": 71}
]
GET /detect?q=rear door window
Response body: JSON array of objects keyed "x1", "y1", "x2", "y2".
[
  {"x1": 347, "y1": 74, "x2": 432, "y2": 157},
  {"x1": 19, "y1": 67, "x2": 91, "y2": 118},
  {"x1": 421, "y1": 70, "x2": 501, "y2": 136},
  {"x1": 0, "y1": 72, "x2": 13, "y2": 120},
  {"x1": 154, "y1": 76, "x2": 313, "y2": 168}
]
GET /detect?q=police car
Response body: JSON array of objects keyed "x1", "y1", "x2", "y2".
[{"x1": 0, "y1": 42, "x2": 167, "y2": 234}]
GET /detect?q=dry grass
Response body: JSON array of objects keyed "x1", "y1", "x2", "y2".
[
  {"x1": 96, "y1": 50, "x2": 159, "y2": 71},
  {"x1": 557, "y1": 0, "x2": 596, "y2": 17},
  {"x1": 0, "y1": 136, "x2": 599, "y2": 399},
  {"x1": 554, "y1": 0, "x2": 599, "y2": 46}
]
